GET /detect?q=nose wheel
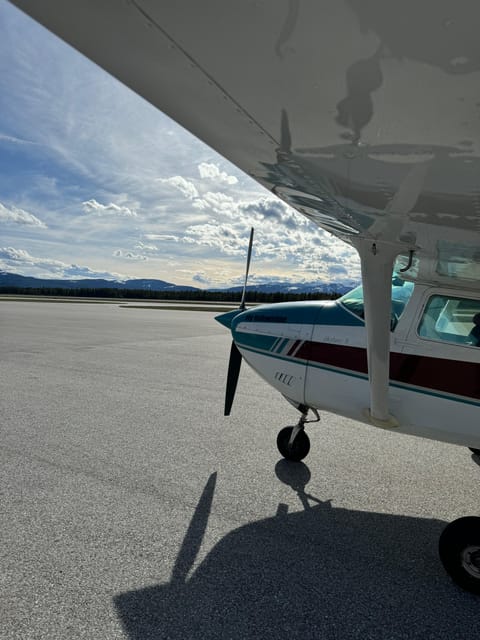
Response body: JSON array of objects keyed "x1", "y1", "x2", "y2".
[
  {"x1": 277, "y1": 426, "x2": 311, "y2": 462},
  {"x1": 276, "y1": 407, "x2": 319, "y2": 462}
]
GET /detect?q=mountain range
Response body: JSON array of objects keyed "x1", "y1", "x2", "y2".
[{"x1": 0, "y1": 272, "x2": 356, "y2": 295}]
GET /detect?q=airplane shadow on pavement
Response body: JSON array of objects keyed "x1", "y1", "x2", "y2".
[{"x1": 114, "y1": 463, "x2": 479, "y2": 640}]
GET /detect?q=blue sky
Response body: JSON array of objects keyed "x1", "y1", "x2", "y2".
[{"x1": 0, "y1": 1, "x2": 360, "y2": 288}]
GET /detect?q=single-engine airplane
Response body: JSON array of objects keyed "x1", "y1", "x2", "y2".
[{"x1": 9, "y1": 0, "x2": 480, "y2": 593}]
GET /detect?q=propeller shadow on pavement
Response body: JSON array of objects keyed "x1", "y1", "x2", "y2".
[{"x1": 114, "y1": 466, "x2": 479, "y2": 640}]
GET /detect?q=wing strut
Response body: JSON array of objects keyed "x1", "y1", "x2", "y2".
[{"x1": 356, "y1": 240, "x2": 399, "y2": 428}]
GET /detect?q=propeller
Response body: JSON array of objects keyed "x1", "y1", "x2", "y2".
[
  {"x1": 239, "y1": 227, "x2": 254, "y2": 310},
  {"x1": 224, "y1": 227, "x2": 254, "y2": 416}
]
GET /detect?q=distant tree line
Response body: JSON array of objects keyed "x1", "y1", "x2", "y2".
[{"x1": 0, "y1": 286, "x2": 341, "y2": 303}]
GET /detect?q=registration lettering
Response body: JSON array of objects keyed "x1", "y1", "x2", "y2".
[{"x1": 274, "y1": 371, "x2": 295, "y2": 386}]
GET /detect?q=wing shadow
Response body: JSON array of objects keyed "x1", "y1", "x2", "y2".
[{"x1": 114, "y1": 465, "x2": 479, "y2": 639}]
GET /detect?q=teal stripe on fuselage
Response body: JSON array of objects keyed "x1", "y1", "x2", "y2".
[
  {"x1": 276, "y1": 338, "x2": 289, "y2": 353},
  {"x1": 232, "y1": 301, "x2": 364, "y2": 330},
  {"x1": 232, "y1": 332, "x2": 278, "y2": 352},
  {"x1": 231, "y1": 302, "x2": 363, "y2": 353},
  {"x1": 270, "y1": 337, "x2": 281, "y2": 352}
]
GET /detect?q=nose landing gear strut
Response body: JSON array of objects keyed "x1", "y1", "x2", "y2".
[{"x1": 276, "y1": 406, "x2": 320, "y2": 462}]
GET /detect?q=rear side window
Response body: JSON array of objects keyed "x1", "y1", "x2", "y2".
[{"x1": 418, "y1": 295, "x2": 480, "y2": 346}]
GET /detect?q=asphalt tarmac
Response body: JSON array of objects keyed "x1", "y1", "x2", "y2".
[{"x1": 1, "y1": 301, "x2": 480, "y2": 639}]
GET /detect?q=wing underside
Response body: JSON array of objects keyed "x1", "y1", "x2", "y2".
[{"x1": 9, "y1": 0, "x2": 480, "y2": 290}]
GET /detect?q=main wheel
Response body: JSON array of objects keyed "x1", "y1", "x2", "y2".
[
  {"x1": 469, "y1": 447, "x2": 480, "y2": 456},
  {"x1": 277, "y1": 426, "x2": 310, "y2": 462},
  {"x1": 439, "y1": 516, "x2": 480, "y2": 594}
]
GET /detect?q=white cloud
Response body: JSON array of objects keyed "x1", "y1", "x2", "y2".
[
  {"x1": 157, "y1": 176, "x2": 198, "y2": 199},
  {"x1": 178, "y1": 193, "x2": 358, "y2": 262},
  {"x1": 0, "y1": 132, "x2": 37, "y2": 146},
  {"x1": 192, "y1": 272, "x2": 210, "y2": 284},
  {"x1": 134, "y1": 241, "x2": 158, "y2": 251},
  {"x1": 139, "y1": 181, "x2": 361, "y2": 284},
  {"x1": 198, "y1": 162, "x2": 238, "y2": 185},
  {"x1": 144, "y1": 234, "x2": 179, "y2": 242},
  {"x1": 327, "y1": 264, "x2": 348, "y2": 276},
  {"x1": 0, "y1": 247, "x2": 36, "y2": 263},
  {"x1": 0, "y1": 202, "x2": 46, "y2": 227},
  {"x1": 113, "y1": 249, "x2": 148, "y2": 261},
  {"x1": 0, "y1": 246, "x2": 125, "y2": 279},
  {"x1": 239, "y1": 197, "x2": 305, "y2": 229},
  {"x1": 82, "y1": 199, "x2": 137, "y2": 217},
  {"x1": 194, "y1": 191, "x2": 237, "y2": 215}
]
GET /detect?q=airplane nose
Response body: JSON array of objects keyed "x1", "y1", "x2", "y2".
[{"x1": 215, "y1": 309, "x2": 244, "y2": 330}]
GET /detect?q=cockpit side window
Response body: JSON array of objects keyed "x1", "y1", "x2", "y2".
[
  {"x1": 339, "y1": 284, "x2": 365, "y2": 319},
  {"x1": 339, "y1": 276, "x2": 414, "y2": 330},
  {"x1": 418, "y1": 295, "x2": 480, "y2": 346}
]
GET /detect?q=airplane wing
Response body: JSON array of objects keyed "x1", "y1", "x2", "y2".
[
  {"x1": 9, "y1": 0, "x2": 480, "y2": 270},
  {"x1": 9, "y1": 0, "x2": 480, "y2": 422}
]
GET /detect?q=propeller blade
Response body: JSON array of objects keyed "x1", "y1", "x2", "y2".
[
  {"x1": 224, "y1": 228, "x2": 253, "y2": 416},
  {"x1": 224, "y1": 341, "x2": 242, "y2": 416},
  {"x1": 239, "y1": 227, "x2": 254, "y2": 310}
]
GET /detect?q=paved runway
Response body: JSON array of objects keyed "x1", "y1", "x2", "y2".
[{"x1": 1, "y1": 301, "x2": 480, "y2": 639}]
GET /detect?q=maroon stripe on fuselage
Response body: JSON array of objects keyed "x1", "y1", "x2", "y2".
[
  {"x1": 296, "y1": 342, "x2": 368, "y2": 374},
  {"x1": 294, "y1": 342, "x2": 480, "y2": 401},
  {"x1": 287, "y1": 340, "x2": 301, "y2": 356}
]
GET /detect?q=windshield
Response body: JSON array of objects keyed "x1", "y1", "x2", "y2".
[{"x1": 339, "y1": 275, "x2": 414, "y2": 329}]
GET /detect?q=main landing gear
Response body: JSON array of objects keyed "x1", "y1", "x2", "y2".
[
  {"x1": 276, "y1": 406, "x2": 319, "y2": 462},
  {"x1": 439, "y1": 517, "x2": 480, "y2": 594},
  {"x1": 443, "y1": 449, "x2": 480, "y2": 592}
]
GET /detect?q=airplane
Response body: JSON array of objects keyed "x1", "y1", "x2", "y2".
[{"x1": 8, "y1": 0, "x2": 480, "y2": 594}]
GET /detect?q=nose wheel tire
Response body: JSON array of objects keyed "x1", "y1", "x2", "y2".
[
  {"x1": 439, "y1": 516, "x2": 480, "y2": 594},
  {"x1": 277, "y1": 426, "x2": 310, "y2": 462}
]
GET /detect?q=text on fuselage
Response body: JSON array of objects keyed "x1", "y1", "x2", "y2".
[{"x1": 275, "y1": 371, "x2": 295, "y2": 386}]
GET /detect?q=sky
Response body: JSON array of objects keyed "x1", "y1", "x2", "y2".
[{"x1": 0, "y1": 1, "x2": 361, "y2": 288}]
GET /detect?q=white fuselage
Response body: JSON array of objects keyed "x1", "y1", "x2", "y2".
[{"x1": 232, "y1": 285, "x2": 480, "y2": 448}]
